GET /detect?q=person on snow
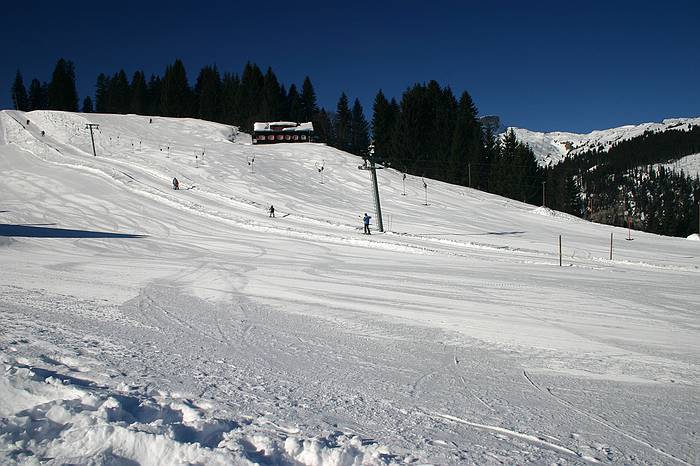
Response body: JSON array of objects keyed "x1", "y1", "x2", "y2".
[
  {"x1": 172, "y1": 177, "x2": 179, "y2": 190},
  {"x1": 269, "y1": 205, "x2": 275, "y2": 218},
  {"x1": 363, "y1": 213, "x2": 372, "y2": 234}
]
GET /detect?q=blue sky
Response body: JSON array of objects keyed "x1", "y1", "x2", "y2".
[{"x1": 2, "y1": 0, "x2": 698, "y2": 132}]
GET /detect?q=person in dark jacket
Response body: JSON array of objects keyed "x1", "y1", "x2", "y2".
[
  {"x1": 363, "y1": 213, "x2": 371, "y2": 234},
  {"x1": 172, "y1": 177, "x2": 179, "y2": 190},
  {"x1": 269, "y1": 205, "x2": 275, "y2": 217}
]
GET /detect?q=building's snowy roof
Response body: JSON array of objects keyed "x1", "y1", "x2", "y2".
[{"x1": 253, "y1": 121, "x2": 314, "y2": 132}]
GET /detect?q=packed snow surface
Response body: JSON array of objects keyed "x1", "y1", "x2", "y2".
[
  {"x1": 1, "y1": 110, "x2": 699, "y2": 465},
  {"x1": 508, "y1": 117, "x2": 700, "y2": 166}
]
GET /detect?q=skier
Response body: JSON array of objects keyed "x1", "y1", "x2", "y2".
[
  {"x1": 269, "y1": 205, "x2": 275, "y2": 218},
  {"x1": 363, "y1": 213, "x2": 372, "y2": 235},
  {"x1": 172, "y1": 177, "x2": 179, "y2": 190}
]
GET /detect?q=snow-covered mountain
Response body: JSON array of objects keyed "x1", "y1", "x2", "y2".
[
  {"x1": 504, "y1": 117, "x2": 700, "y2": 166},
  {"x1": 1, "y1": 110, "x2": 699, "y2": 465}
]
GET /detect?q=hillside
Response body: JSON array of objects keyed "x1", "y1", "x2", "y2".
[
  {"x1": 1, "y1": 110, "x2": 699, "y2": 465},
  {"x1": 507, "y1": 117, "x2": 700, "y2": 166}
]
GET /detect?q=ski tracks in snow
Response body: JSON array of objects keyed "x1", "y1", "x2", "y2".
[{"x1": 522, "y1": 370, "x2": 693, "y2": 465}]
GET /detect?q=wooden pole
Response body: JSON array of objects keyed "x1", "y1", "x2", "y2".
[
  {"x1": 610, "y1": 232, "x2": 613, "y2": 260},
  {"x1": 559, "y1": 235, "x2": 562, "y2": 267}
]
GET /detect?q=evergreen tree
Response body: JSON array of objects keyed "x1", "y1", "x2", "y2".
[
  {"x1": 160, "y1": 59, "x2": 192, "y2": 117},
  {"x1": 261, "y1": 67, "x2": 281, "y2": 121},
  {"x1": 350, "y1": 98, "x2": 369, "y2": 156},
  {"x1": 95, "y1": 73, "x2": 109, "y2": 113},
  {"x1": 220, "y1": 72, "x2": 240, "y2": 124},
  {"x1": 371, "y1": 90, "x2": 396, "y2": 162},
  {"x1": 11, "y1": 71, "x2": 29, "y2": 111},
  {"x1": 106, "y1": 69, "x2": 130, "y2": 113},
  {"x1": 449, "y1": 92, "x2": 481, "y2": 185},
  {"x1": 194, "y1": 65, "x2": 222, "y2": 121},
  {"x1": 300, "y1": 76, "x2": 318, "y2": 122},
  {"x1": 480, "y1": 126, "x2": 498, "y2": 192},
  {"x1": 236, "y1": 62, "x2": 265, "y2": 129},
  {"x1": 334, "y1": 93, "x2": 352, "y2": 152},
  {"x1": 312, "y1": 108, "x2": 334, "y2": 144},
  {"x1": 82, "y1": 96, "x2": 93, "y2": 113},
  {"x1": 147, "y1": 75, "x2": 162, "y2": 116},
  {"x1": 279, "y1": 84, "x2": 289, "y2": 120},
  {"x1": 47, "y1": 58, "x2": 79, "y2": 111},
  {"x1": 130, "y1": 71, "x2": 148, "y2": 115},
  {"x1": 28, "y1": 79, "x2": 48, "y2": 111},
  {"x1": 286, "y1": 84, "x2": 303, "y2": 123}
]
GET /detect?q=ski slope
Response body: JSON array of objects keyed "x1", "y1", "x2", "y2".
[
  {"x1": 1, "y1": 110, "x2": 698, "y2": 465},
  {"x1": 508, "y1": 117, "x2": 700, "y2": 166}
]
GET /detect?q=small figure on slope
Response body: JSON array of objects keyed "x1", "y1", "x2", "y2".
[
  {"x1": 172, "y1": 177, "x2": 179, "y2": 190},
  {"x1": 363, "y1": 213, "x2": 372, "y2": 235},
  {"x1": 269, "y1": 205, "x2": 275, "y2": 218}
]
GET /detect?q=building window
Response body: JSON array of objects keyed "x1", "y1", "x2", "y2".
[
  {"x1": 293, "y1": 135, "x2": 298, "y2": 141},
  {"x1": 301, "y1": 135, "x2": 307, "y2": 141},
  {"x1": 276, "y1": 135, "x2": 283, "y2": 140}
]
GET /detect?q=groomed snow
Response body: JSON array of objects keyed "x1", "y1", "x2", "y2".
[{"x1": 1, "y1": 110, "x2": 698, "y2": 465}]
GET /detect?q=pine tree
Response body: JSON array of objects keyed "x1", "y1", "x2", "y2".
[
  {"x1": 130, "y1": 71, "x2": 148, "y2": 115},
  {"x1": 261, "y1": 67, "x2": 281, "y2": 121},
  {"x1": 28, "y1": 79, "x2": 47, "y2": 111},
  {"x1": 449, "y1": 91, "x2": 482, "y2": 185},
  {"x1": 286, "y1": 84, "x2": 303, "y2": 123},
  {"x1": 95, "y1": 73, "x2": 109, "y2": 113},
  {"x1": 194, "y1": 65, "x2": 222, "y2": 122},
  {"x1": 334, "y1": 93, "x2": 352, "y2": 152},
  {"x1": 371, "y1": 90, "x2": 394, "y2": 161},
  {"x1": 220, "y1": 72, "x2": 240, "y2": 124},
  {"x1": 350, "y1": 98, "x2": 369, "y2": 156},
  {"x1": 106, "y1": 69, "x2": 130, "y2": 113},
  {"x1": 300, "y1": 76, "x2": 318, "y2": 122},
  {"x1": 147, "y1": 75, "x2": 162, "y2": 116},
  {"x1": 160, "y1": 59, "x2": 192, "y2": 117},
  {"x1": 47, "y1": 58, "x2": 79, "y2": 111},
  {"x1": 82, "y1": 96, "x2": 93, "y2": 113},
  {"x1": 11, "y1": 71, "x2": 29, "y2": 111},
  {"x1": 312, "y1": 108, "x2": 334, "y2": 144}
]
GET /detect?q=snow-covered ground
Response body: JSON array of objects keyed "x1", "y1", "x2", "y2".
[
  {"x1": 1, "y1": 110, "x2": 698, "y2": 465},
  {"x1": 658, "y1": 152, "x2": 700, "y2": 178},
  {"x1": 507, "y1": 117, "x2": 700, "y2": 166}
]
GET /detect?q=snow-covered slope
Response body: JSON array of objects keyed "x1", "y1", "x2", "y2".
[
  {"x1": 1, "y1": 110, "x2": 699, "y2": 465},
  {"x1": 658, "y1": 152, "x2": 700, "y2": 178},
  {"x1": 506, "y1": 117, "x2": 700, "y2": 166}
]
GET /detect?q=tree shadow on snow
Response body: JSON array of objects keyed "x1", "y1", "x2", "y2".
[
  {"x1": 412, "y1": 230, "x2": 525, "y2": 237},
  {"x1": 0, "y1": 224, "x2": 146, "y2": 238}
]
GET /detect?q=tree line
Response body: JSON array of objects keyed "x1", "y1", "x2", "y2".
[{"x1": 10, "y1": 58, "x2": 371, "y2": 156}]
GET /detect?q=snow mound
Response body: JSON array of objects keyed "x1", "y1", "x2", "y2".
[
  {"x1": 687, "y1": 233, "x2": 700, "y2": 241},
  {"x1": 530, "y1": 206, "x2": 583, "y2": 223},
  {"x1": 0, "y1": 355, "x2": 396, "y2": 466}
]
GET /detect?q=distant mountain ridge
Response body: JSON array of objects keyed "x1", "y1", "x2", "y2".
[{"x1": 502, "y1": 117, "x2": 700, "y2": 167}]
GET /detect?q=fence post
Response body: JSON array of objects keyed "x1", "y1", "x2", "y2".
[{"x1": 609, "y1": 232, "x2": 613, "y2": 260}]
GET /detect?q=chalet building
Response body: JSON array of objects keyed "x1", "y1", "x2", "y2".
[{"x1": 252, "y1": 121, "x2": 314, "y2": 144}]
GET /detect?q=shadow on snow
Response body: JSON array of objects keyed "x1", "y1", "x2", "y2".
[{"x1": 0, "y1": 224, "x2": 146, "y2": 238}]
